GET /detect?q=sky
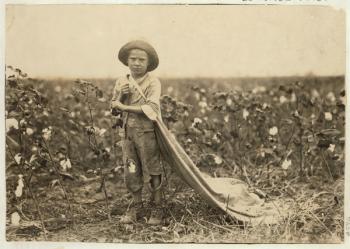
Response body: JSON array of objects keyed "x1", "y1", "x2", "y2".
[{"x1": 5, "y1": 4, "x2": 346, "y2": 78}]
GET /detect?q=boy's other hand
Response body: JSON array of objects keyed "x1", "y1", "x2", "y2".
[{"x1": 111, "y1": 100, "x2": 126, "y2": 111}]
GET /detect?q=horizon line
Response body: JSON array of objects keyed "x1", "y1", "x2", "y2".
[{"x1": 29, "y1": 74, "x2": 345, "y2": 80}]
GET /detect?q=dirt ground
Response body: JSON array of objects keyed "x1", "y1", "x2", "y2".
[{"x1": 6, "y1": 173, "x2": 344, "y2": 243}]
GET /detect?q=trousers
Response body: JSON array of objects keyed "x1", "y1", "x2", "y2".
[{"x1": 122, "y1": 116, "x2": 162, "y2": 193}]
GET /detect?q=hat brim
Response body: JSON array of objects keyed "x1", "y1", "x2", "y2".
[{"x1": 118, "y1": 40, "x2": 159, "y2": 72}]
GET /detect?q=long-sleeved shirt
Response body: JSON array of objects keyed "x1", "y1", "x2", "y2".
[{"x1": 111, "y1": 73, "x2": 161, "y2": 128}]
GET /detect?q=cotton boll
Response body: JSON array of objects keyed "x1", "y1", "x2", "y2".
[
  {"x1": 269, "y1": 127, "x2": 278, "y2": 136},
  {"x1": 98, "y1": 128, "x2": 107, "y2": 137},
  {"x1": 167, "y1": 86, "x2": 173, "y2": 93},
  {"x1": 212, "y1": 134, "x2": 221, "y2": 143},
  {"x1": 281, "y1": 159, "x2": 292, "y2": 170},
  {"x1": 60, "y1": 158, "x2": 72, "y2": 171},
  {"x1": 42, "y1": 127, "x2": 52, "y2": 140},
  {"x1": 192, "y1": 117, "x2": 203, "y2": 128},
  {"x1": 15, "y1": 175, "x2": 24, "y2": 198},
  {"x1": 213, "y1": 155, "x2": 223, "y2": 165},
  {"x1": 195, "y1": 93, "x2": 200, "y2": 100},
  {"x1": 29, "y1": 155, "x2": 37, "y2": 163},
  {"x1": 279, "y1": 96, "x2": 288, "y2": 104},
  {"x1": 326, "y1": 92, "x2": 336, "y2": 102},
  {"x1": 324, "y1": 112, "x2": 332, "y2": 121},
  {"x1": 26, "y1": 128, "x2": 34, "y2": 136},
  {"x1": 6, "y1": 118, "x2": 18, "y2": 132},
  {"x1": 14, "y1": 154, "x2": 22, "y2": 164},
  {"x1": 340, "y1": 96, "x2": 346, "y2": 105},
  {"x1": 224, "y1": 115, "x2": 229, "y2": 123},
  {"x1": 54, "y1": 86, "x2": 62, "y2": 93},
  {"x1": 11, "y1": 212, "x2": 21, "y2": 226},
  {"x1": 198, "y1": 101, "x2": 207, "y2": 108},
  {"x1": 243, "y1": 109, "x2": 249, "y2": 120},
  {"x1": 290, "y1": 93, "x2": 297, "y2": 102},
  {"x1": 328, "y1": 144, "x2": 335, "y2": 153}
]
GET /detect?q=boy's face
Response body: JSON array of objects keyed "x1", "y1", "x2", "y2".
[{"x1": 127, "y1": 49, "x2": 149, "y2": 78}]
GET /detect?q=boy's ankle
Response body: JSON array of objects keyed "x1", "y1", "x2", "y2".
[{"x1": 132, "y1": 190, "x2": 143, "y2": 204}]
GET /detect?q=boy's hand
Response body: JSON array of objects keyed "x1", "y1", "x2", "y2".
[
  {"x1": 120, "y1": 84, "x2": 130, "y2": 95},
  {"x1": 111, "y1": 100, "x2": 127, "y2": 111}
]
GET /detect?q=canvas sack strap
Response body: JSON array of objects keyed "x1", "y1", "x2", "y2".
[{"x1": 128, "y1": 76, "x2": 158, "y2": 121}]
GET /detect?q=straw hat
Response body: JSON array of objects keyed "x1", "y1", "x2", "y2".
[{"x1": 118, "y1": 40, "x2": 159, "y2": 71}]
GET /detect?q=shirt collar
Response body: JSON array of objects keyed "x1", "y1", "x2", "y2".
[{"x1": 128, "y1": 73, "x2": 149, "y2": 84}]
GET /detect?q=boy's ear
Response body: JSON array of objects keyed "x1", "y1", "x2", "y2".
[{"x1": 146, "y1": 55, "x2": 151, "y2": 71}]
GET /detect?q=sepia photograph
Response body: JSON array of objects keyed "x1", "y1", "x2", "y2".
[{"x1": 3, "y1": 1, "x2": 347, "y2": 245}]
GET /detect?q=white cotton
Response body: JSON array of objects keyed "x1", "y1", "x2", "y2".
[
  {"x1": 252, "y1": 86, "x2": 266, "y2": 94},
  {"x1": 6, "y1": 118, "x2": 18, "y2": 132},
  {"x1": 42, "y1": 127, "x2": 52, "y2": 140},
  {"x1": 98, "y1": 128, "x2": 107, "y2": 137},
  {"x1": 243, "y1": 109, "x2": 249, "y2": 120},
  {"x1": 213, "y1": 155, "x2": 223, "y2": 165},
  {"x1": 54, "y1": 86, "x2": 62, "y2": 93},
  {"x1": 326, "y1": 92, "x2": 336, "y2": 102},
  {"x1": 167, "y1": 86, "x2": 173, "y2": 93},
  {"x1": 281, "y1": 159, "x2": 292, "y2": 170},
  {"x1": 29, "y1": 155, "x2": 37, "y2": 163},
  {"x1": 290, "y1": 93, "x2": 297, "y2": 102},
  {"x1": 311, "y1": 89, "x2": 320, "y2": 98},
  {"x1": 328, "y1": 144, "x2": 335, "y2": 153},
  {"x1": 279, "y1": 96, "x2": 288, "y2": 104},
  {"x1": 260, "y1": 151, "x2": 265, "y2": 158},
  {"x1": 26, "y1": 128, "x2": 34, "y2": 136},
  {"x1": 11, "y1": 212, "x2": 21, "y2": 226},
  {"x1": 193, "y1": 117, "x2": 202, "y2": 124},
  {"x1": 60, "y1": 158, "x2": 72, "y2": 171},
  {"x1": 212, "y1": 134, "x2": 220, "y2": 143},
  {"x1": 14, "y1": 154, "x2": 22, "y2": 164},
  {"x1": 15, "y1": 175, "x2": 24, "y2": 198},
  {"x1": 340, "y1": 96, "x2": 346, "y2": 106},
  {"x1": 19, "y1": 119, "x2": 27, "y2": 126},
  {"x1": 199, "y1": 101, "x2": 207, "y2": 109},
  {"x1": 195, "y1": 93, "x2": 200, "y2": 101},
  {"x1": 224, "y1": 115, "x2": 229, "y2": 123},
  {"x1": 324, "y1": 112, "x2": 332, "y2": 121},
  {"x1": 269, "y1": 127, "x2": 278, "y2": 136},
  {"x1": 129, "y1": 161, "x2": 136, "y2": 173}
]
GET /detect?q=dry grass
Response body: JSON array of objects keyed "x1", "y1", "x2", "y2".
[{"x1": 6, "y1": 175, "x2": 344, "y2": 243}]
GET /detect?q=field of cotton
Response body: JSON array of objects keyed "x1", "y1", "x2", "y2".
[{"x1": 5, "y1": 66, "x2": 345, "y2": 243}]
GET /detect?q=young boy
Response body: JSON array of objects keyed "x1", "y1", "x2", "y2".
[{"x1": 111, "y1": 40, "x2": 163, "y2": 225}]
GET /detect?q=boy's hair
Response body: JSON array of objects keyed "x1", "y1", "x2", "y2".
[{"x1": 118, "y1": 40, "x2": 159, "y2": 71}]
